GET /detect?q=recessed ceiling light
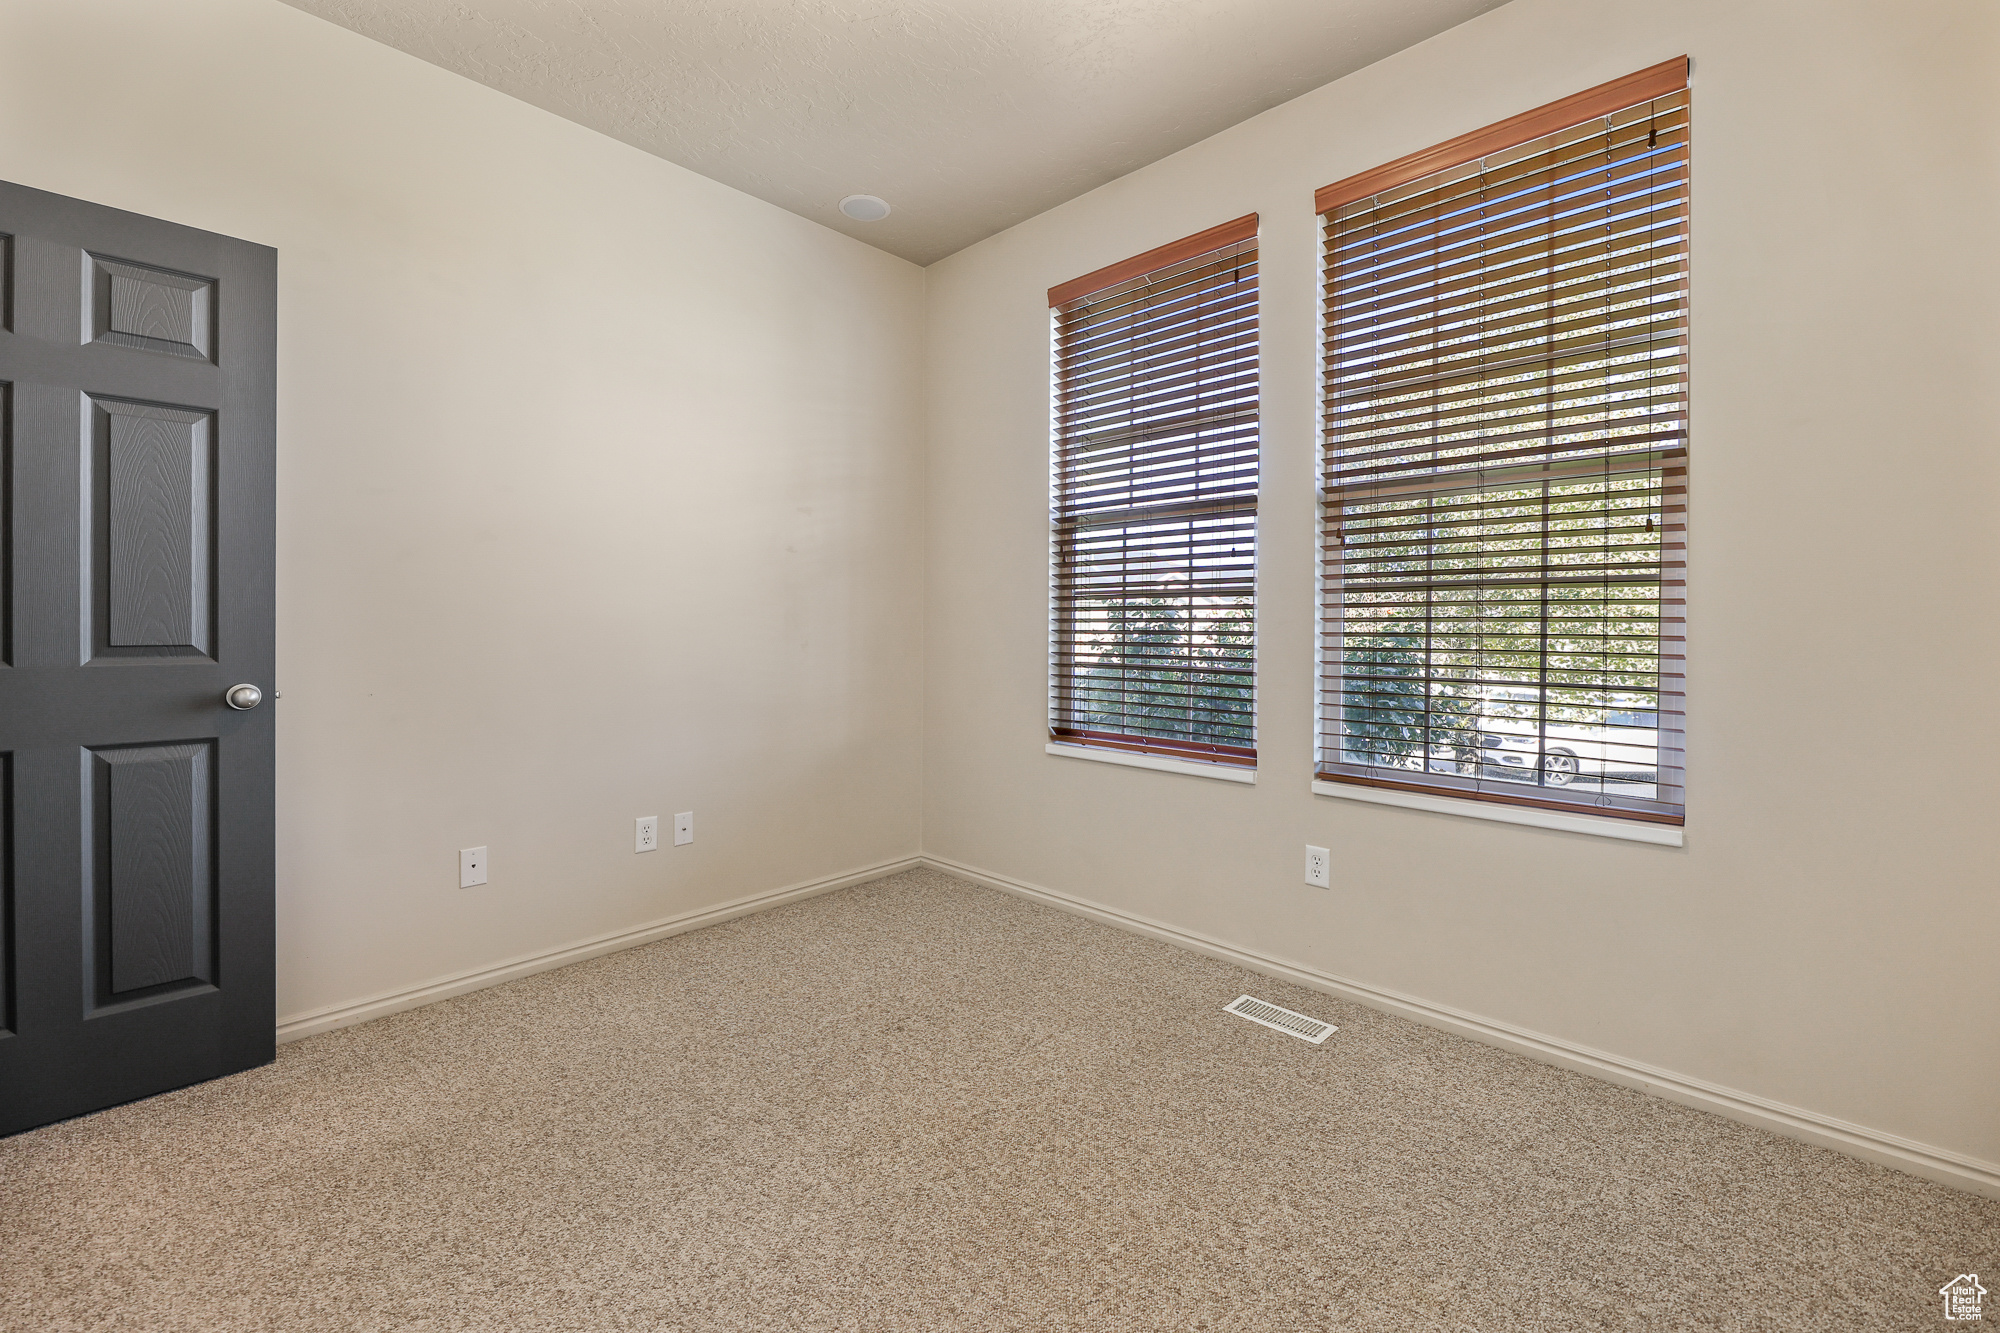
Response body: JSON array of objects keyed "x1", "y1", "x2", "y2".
[{"x1": 839, "y1": 194, "x2": 891, "y2": 222}]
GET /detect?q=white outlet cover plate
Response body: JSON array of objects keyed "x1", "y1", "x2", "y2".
[
  {"x1": 673, "y1": 811, "x2": 693, "y2": 846},
  {"x1": 636, "y1": 816, "x2": 659, "y2": 853},
  {"x1": 1305, "y1": 845, "x2": 1330, "y2": 888},
  {"x1": 460, "y1": 845, "x2": 488, "y2": 888}
]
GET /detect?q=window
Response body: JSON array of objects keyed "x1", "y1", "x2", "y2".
[
  {"x1": 1315, "y1": 61, "x2": 1689, "y2": 826},
  {"x1": 1049, "y1": 215, "x2": 1260, "y2": 769}
]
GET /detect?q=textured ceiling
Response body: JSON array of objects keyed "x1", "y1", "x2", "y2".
[{"x1": 280, "y1": 0, "x2": 1507, "y2": 265}]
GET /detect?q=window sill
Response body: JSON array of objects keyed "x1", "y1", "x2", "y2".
[
  {"x1": 1311, "y1": 779, "x2": 1683, "y2": 846},
  {"x1": 1047, "y1": 743, "x2": 1256, "y2": 785}
]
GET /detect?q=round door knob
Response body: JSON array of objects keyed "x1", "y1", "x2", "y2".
[{"x1": 224, "y1": 683, "x2": 264, "y2": 711}]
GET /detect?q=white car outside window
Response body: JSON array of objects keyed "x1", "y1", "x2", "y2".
[{"x1": 1430, "y1": 689, "x2": 1660, "y2": 789}]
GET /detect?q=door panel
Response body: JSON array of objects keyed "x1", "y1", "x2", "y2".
[
  {"x1": 1, "y1": 752, "x2": 12, "y2": 1041},
  {"x1": 0, "y1": 180, "x2": 273, "y2": 1135},
  {"x1": 92, "y1": 395, "x2": 215, "y2": 658},
  {"x1": 94, "y1": 741, "x2": 213, "y2": 997},
  {"x1": 88, "y1": 255, "x2": 216, "y2": 362},
  {"x1": 2, "y1": 380, "x2": 11, "y2": 668}
]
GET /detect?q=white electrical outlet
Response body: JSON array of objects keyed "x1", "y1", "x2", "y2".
[
  {"x1": 460, "y1": 845, "x2": 488, "y2": 888},
  {"x1": 635, "y1": 816, "x2": 659, "y2": 853},
  {"x1": 1305, "y1": 845, "x2": 1330, "y2": 889},
  {"x1": 673, "y1": 811, "x2": 693, "y2": 846}
]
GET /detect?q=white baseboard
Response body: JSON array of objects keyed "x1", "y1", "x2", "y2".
[
  {"x1": 920, "y1": 853, "x2": 2000, "y2": 1201},
  {"x1": 274, "y1": 855, "x2": 923, "y2": 1044}
]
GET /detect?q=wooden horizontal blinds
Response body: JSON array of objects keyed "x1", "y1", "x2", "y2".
[
  {"x1": 1051, "y1": 221, "x2": 1259, "y2": 766},
  {"x1": 1317, "y1": 72, "x2": 1688, "y2": 823}
]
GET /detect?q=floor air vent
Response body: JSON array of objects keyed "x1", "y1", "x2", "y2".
[{"x1": 1224, "y1": 994, "x2": 1336, "y2": 1044}]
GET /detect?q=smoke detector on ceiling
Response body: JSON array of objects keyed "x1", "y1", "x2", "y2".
[{"x1": 839, "y1": 194, "x2": 891, "y2": 222}]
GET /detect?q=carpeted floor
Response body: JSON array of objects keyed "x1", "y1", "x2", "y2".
[{"x1": 3, "y1": 867, "x2": 1993, "y2": 1331}]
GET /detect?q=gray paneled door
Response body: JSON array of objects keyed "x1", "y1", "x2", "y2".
[{"x1": 0, "y1": 181, "x2": 276, "y2": 1134}]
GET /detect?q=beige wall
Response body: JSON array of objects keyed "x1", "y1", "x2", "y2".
[
  {"x1": 923, "y1": 0, "x2": 2000, "y2": 1172},
  {"x1": 0, "y1": 0, "x2": 927, "y2": 1023},
  {"x1": 4, "y1": 0, "x2": 1993, "y2": 1188}
]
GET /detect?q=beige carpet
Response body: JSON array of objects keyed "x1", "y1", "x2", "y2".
[{"x1": 3, "y1": 868, "x2": 1993, "y2": 1331}]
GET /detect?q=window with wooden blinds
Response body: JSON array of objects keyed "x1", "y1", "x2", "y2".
[
  {"x1": 1316, "y1": 60, "x2": 1688, "y2": 824},
  {"x1": 1050, "y1": 215, "x2": 1259, "y2": 768}
]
